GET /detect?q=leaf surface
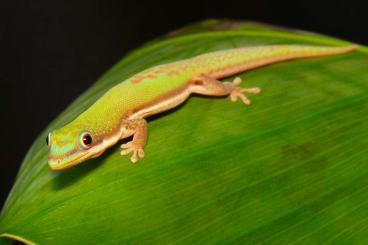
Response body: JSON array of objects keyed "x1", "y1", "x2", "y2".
[{"x1": 1, "y1": 20, "x2": 367, "y2": 244}]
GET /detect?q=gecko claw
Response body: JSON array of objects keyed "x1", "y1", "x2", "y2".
[{"x1": 121, "y1": 142, "x2": 145, "y2": 163}]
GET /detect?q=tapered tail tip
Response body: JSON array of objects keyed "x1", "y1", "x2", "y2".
[
  {"x1": 329, "y1": 44, "x2": 359, "y2": 55},
  {"x1": 345, "y1": 44, "x2": 359, "y2": 52}
]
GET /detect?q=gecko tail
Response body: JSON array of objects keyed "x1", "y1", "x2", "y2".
[
  {"x1": 287, "y1": 44, "x2": 359, "y2": 61},
  {"x1": 189, "y1": 44, "x2": 359, "y2": 80},
  {"x1": 263, "y1": 44, "x2": 360, "y2": 64},
  {"x1": 283, "y1": 44, "x2": 359, "y2": 59},
  {"x1": 322, "y1": 44, "x2": 359, "y2": 54}
]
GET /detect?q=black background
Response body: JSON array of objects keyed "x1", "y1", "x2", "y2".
[{"x1": 1, "y1": 0, "x2": 367, "y2": 209}]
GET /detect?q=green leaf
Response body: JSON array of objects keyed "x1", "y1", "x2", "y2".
[{"x1": 1, "y1": 20, "x2": 367, "y2": 244}]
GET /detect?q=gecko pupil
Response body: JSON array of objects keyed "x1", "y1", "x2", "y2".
[
  {"x1": 46, "y1": 135, "x2": 49, "y2": 145},
  {"x1": 83, "y1": 134, "x2": 92, "y2": 145}
]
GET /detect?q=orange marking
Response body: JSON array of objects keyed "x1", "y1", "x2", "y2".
[
  {"x1": 131, "y1": 75, "x2": 144, "y2": 84},
  {"x1": 57, "y1": 140, "x2": 70, "y2": 147},
  {"x1": 58, "y1": 129, "x2": 69, "y2": 134}
]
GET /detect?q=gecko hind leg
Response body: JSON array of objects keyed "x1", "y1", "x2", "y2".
[
  {"x1": 191, "y1": 75, "x2": 261, "y2": 105},
  {"x1": 120, "y1": 118, "x2": 147, "y2": 163}
]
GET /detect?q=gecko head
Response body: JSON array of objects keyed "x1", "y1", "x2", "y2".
[{"x1": 46, "y1": 127, "x2": 103, "y2": 170}]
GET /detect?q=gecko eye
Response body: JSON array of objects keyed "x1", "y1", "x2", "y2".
[
  {"x1": 80, "y1": 132, "x2": 93, "y2": 149},
  {"x1": 46, "y1": 133, "x2": 51, "y2": 146}
]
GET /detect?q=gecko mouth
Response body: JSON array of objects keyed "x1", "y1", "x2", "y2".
[{"x1": 48, "y1": 151, "x2": 97, "y2": 170}]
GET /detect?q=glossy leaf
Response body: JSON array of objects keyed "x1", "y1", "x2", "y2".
[{"x1": 1, "y1": 20, "x2": 367, "y2": 244}]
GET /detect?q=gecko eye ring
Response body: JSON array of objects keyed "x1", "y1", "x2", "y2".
[{"x1": 80, "y1": 132, "x2": 93, "y2": 149}]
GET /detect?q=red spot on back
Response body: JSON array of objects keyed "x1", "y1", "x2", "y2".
[{"x1": 131, "y1": 75, "x2": 144, "y2": 84}]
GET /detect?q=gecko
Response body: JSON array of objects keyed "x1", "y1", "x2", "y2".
[{"x1": 46, "y1": 44, "x2": 357, "y2": 170}]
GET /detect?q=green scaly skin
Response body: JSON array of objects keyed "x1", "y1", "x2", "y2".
[{"x1": 47, "y1": 44, "x2": 357, "y2": 170}]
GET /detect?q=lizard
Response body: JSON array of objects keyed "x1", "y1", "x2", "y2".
[{"x1": 46, "y1": 44, "x2": 357, "y2": 170}]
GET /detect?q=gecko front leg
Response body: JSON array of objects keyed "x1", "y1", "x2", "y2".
[
  {"x1": 120, "y1": 118, "x2": 147, "y2": 163},
  {"x1": 191, "y1": 75, "x2": 261, "y2": 104}
]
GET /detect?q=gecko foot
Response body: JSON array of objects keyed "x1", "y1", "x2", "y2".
[
  {"x1": 229, "y1": 77, "x2": 261, "y2": 105},
  {"x1": 121, "y1": 142, "x2": 145, "y2": 163}
]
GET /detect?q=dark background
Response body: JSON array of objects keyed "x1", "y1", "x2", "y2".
[{"x1": 1, "y1": 0, "x2": 367, "y2": 209}]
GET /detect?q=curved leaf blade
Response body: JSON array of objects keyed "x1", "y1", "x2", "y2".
[{"x1": 1, "y1": 20, "x2": 367, "y2": 244}]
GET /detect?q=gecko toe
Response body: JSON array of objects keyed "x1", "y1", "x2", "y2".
[
  {"x1": 131, "y1": 151, "x2": 138, "y2": 163},
  {"x1": 240, "y1": 87, "x2": 261, "y2": 94},
  {"x1": 130, "y1": 148, "x2": 144, "y2": 163},
  {"x1": 121, "y1": 142, "x2": 131, "y2": 149},
  {"x1": 138, "y1": 149, "x2": 145, "y2": 158},
  {"x1": 230, "y1": 86, "x2": 260, "y2": 105},
  {"x1": 233, "y1": 77, "x2": 242, "y2": 85},
  {"x1": 239, "y1": 94, "x2": 251, "y2": 104},
  {"x1": 121, "y1": 148, "x2": 133, "y2": 156},
  {"x1": 121, "y1": 143, "x2": 145, "y2": 163}
]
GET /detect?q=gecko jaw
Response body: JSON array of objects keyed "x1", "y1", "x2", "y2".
[{"x1": 48, "y1": 151, "x2": 95, "y2": 170}]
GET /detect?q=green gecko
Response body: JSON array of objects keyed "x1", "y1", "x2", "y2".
[{"x1": 46, "y1": 44, "x2": 357, "y2": 170}]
